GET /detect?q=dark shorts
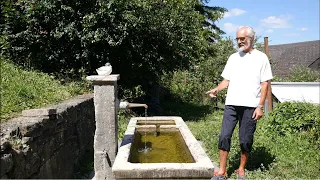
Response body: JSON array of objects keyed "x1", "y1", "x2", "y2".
[{"x1": 218, "y1": 105, "x2": 257, "y2": 153}]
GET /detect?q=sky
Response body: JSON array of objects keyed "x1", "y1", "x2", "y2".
[{"x1": 206, "y1": 0, "x2": 320, "y2": 45}]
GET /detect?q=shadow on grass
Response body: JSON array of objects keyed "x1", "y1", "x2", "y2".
[
  {"x1": 160, "y1": 100, "x2": 222, "y2": 122},
  {"x1": 227, "y1": 146, "x2": 275, "y2": 176}
]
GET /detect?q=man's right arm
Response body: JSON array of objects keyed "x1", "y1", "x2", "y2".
[{"x1": 206, "y1": 79, "x2": 229, "y2": 98}]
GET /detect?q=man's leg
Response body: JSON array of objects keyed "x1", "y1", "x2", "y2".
[
  {"x1": 239, "y1": 152, "x2": 248, "y2": 172},
  {"x1": 238, "y1": 107, "x2": 257, "y2": 176},
  {"x1": 216, "y1": 105, "x2": 238, "y2": 175},
  {"x1": 217, "y1": 150, "x2": 229, "y2": 175}
]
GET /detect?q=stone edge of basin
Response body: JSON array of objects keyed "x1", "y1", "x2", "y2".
[
  {"x1": 86, "y1": 74, "x2": 120, "y2": 82},
  {"x1": 112, "y1": 116, "x2": 217, "y2": 179}
]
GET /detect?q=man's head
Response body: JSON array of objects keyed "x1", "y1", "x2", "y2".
[{"x1": 236, "y1": 26, "x2": 255, "y2": 53}]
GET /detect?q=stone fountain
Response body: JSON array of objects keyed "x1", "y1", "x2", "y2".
[{"x1": 112, "y1": 116, "x2": 215, "y2": 179}]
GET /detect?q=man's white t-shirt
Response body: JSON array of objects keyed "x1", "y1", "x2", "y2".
[{"x1": 221, "y1": 49, "x2": 273, "y2": 107}]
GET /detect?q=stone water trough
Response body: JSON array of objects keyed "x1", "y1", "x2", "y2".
[{"x1": 112, "y1": 116, "x2": 216, "y2": 179}]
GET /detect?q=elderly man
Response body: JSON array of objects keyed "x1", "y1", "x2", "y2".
[{"x1": 206, "y1": 26, "x2": 273, "y2": 180}]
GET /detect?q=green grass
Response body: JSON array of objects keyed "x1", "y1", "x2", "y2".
[
  {"x1": 118, "y1": 110, "x2": 140, "y2": 140},
  {"x1": 188, "y1": 116, "x2": 320, "y2": 179},
  {"x1": 0, "y1": 58, "x2": 91, "y2": 122}
]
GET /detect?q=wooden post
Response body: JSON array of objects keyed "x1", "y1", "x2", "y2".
[{"x1": 264, "y1": 37, "x2": 273, "y2": 111}]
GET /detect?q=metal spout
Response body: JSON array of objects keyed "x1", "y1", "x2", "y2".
[{"x1": 127, "y1": 103, "x2": 148, "y2": 109}]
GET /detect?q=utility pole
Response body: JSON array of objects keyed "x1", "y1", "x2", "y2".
[{"x1": 264, "y1": 37, "x2": 273, "y2": 112}]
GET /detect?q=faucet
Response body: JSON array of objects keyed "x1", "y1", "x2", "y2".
[
  {"x1": 127, "y1": 102, "x2": 148, "y2": 109},
  {"x1": 117, "y1": 100, "x2": 148, "y2": 109}
]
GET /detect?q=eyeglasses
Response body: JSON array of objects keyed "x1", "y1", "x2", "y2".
[{"x1": 234, "y1": 36, "x2": 248, "y2": 42}]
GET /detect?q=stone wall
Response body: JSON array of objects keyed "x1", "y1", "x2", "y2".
[{"x1": 0, "y1": 94, "x2": 95, "y2": 179}]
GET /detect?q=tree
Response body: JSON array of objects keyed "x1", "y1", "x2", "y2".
[
  {"x1": 195, "y1": 0, "x2": 227, "y2": 42},
  {"x1": 1, "y1": 0, "x2": 226, "y2": 92}
]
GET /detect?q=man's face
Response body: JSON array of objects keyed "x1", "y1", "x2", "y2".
[{"x1": 236, "y1": 29, "x2": 252, "y2": 52}]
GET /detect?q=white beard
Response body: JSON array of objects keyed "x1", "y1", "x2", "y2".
[{"x1": 238, "y1": 45, "x2": 248, "y2": 52}]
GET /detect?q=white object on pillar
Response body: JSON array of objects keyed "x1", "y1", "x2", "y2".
[{"x1": 96, "y1": 62, "x2": 112, "y2": 76}]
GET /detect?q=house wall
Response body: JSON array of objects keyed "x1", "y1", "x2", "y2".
[
  {"x1": 0, "y1": 94, "x2": 95, "y2": 179},
  {"x1": 271, "y1": 82, "x2": 320, "y2": 104}
]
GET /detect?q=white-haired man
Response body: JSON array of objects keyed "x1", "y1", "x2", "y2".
[{"x1": 206, "y1": 26, "x2": 273, "y2": 180}]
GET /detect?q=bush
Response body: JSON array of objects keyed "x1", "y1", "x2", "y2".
[
  {"x1": 160, "y1": 38, "x2": 234, "y2": 105},
  {"x1": 288, "y1": 66, "x2": 320, "y2": 82},
  {"x1": 267, "y1": 102, "x2": 320, "y2": 146},
  {"x1": 161, "y1": 70, "x2": 210, "y2": 104},
  {"x1": 273, "y1": 66, "x2": 320, "y2": 82}
]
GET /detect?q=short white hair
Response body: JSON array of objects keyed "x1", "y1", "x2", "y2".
[{"x1": 237, "y1": 26, "x2": 255, "y2": 38}]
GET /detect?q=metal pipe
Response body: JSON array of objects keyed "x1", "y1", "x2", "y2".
[
  {"x1": 127, "y1": 103, "x2": 148, "y2": 109},
  {"x1": 264, "y1": 37, "x2": 269, "y2": 57}
]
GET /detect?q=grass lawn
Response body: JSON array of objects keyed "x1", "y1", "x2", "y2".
[{"x1": 0, "y1": 59, "x2": 91, "y2": 122}]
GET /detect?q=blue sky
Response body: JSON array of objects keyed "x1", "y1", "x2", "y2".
[{"x1": 206, "y1": 0, "x2": 320, "y2": 45}]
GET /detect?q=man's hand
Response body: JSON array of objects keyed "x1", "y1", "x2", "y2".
[
  {"x1": 206, "y1": 88, "x2": 219, "y2": 98},
  {"x1": 252, "y1": 108, "x2": 263, "y2": 120}
]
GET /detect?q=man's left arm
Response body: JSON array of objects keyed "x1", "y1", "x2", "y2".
[{"x1": 252, "y1": 80, "x2": 269, "y2": 120}]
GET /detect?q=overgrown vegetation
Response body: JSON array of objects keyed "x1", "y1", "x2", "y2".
[
  {"x1": 267, "y1": 102, "x2": 320, "y2": 147},
  {"x1": 288, "y1": 66, "x2": 320, "y2": 82},
  {"x1": 273, "y1": 66, "x2": 320, "y2": 82},
  {"x1": 0, "y1": 58, "x2": 91, "y2": 122},
  {"x1": 160, "y1": 38, "x2": 234, "y2": 105}
]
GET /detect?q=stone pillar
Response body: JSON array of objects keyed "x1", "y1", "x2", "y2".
[{"x1": 86, "y1": 75, "x2": 120, "y2": 180}]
